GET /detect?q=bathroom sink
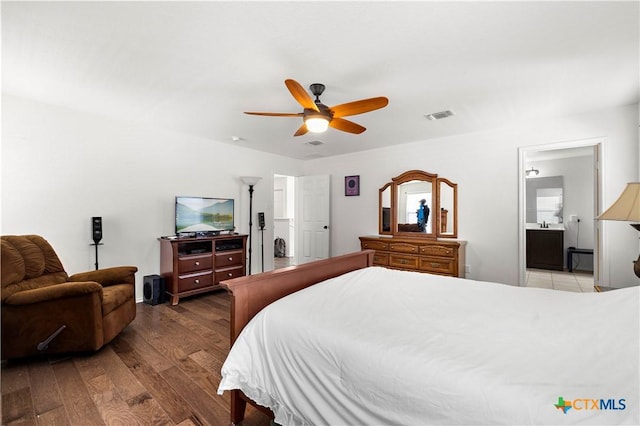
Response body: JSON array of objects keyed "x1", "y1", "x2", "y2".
[{"x1": 526, "y1": 223, "x2": 565, "y2": 231}]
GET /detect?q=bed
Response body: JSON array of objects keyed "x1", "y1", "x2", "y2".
[{"x1": 217, "y1": 250, "x2": 639, "y2": 425}]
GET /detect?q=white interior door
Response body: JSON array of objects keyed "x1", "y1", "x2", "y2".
[{"x1": 295, "y1": 174, "x2": 330, "y2": 264}]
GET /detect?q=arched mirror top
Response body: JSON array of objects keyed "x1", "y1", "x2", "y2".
[
  {"x1": 379, "y1": 170, "x2": 458, "y2": 239},
  {"x1": 391, "y1": 170, "x2": 438, "y2": 185}
]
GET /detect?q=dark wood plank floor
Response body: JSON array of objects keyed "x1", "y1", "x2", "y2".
[{"x1": 1, "y1": 291, "x2": 272, "y2": 426}]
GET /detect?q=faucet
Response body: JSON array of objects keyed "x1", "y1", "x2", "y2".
[{"x1": 540, "y1": 221, "x2": 548, "y2": 229}]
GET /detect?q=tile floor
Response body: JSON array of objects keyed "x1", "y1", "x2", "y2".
[
  {"x1": 526, "y1": 269, "x2": 595, "y2": 292},
  {"x1": 274, "y1": 256, "x2": 294, "y2": 269}
]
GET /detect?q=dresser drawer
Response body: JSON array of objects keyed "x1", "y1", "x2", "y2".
[
  {"x1": 389, "y1": 254, "x2": 419, "y2": 269},
  {"x1": 373, "y1": 252, "x2": 389, "y2": 266},
  {"x1": 419, "y1": 245, "x2": 456, "y2": 258},
  {"x1": 215, "y1": 251, "x2": 243, "y2": 267},
  {"x1": 215, "y1": 266, "x2": 245, "y2": 282},
  {"x1": 178, "y1": 254, "x2": 213, "y2": 274},
  {"x1": 389, "y1": 242, "x2": 420, "y2": 254},
  {"x1": 361, "y1": 240, "x2": 389, "y2": 251},
  {"x1": 178, "y1": 271, "x2": 213, "y2": 292},
  {"x1": 419, "y1": 257, "x2": 456, "y2": 275}
]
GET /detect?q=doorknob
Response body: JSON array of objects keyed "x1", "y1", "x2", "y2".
[{"x1": 324, "y1": 226, "x2": 328, "y2": 229}]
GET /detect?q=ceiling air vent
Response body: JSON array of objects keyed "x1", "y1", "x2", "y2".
[
  {"x1": 425, "y1": 110, "x2": 454, "y2": 121},
  {"x1": 306, "y1": 140, "x2": 324, "y2": 146}
]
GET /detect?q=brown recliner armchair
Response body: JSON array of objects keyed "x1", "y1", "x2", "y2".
[{"x1": 1, "y1": 235, "x2": 137, "y2": 360}]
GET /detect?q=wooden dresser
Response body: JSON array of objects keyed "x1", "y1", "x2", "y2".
[
  {"x1": 359, "y1": 235, "x2": 466, "y2": 278},
  {"x1": 160, "y1": 234, "x2": 247, "y2": 305}
]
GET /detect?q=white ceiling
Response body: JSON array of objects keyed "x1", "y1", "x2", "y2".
[{"x1": 3, "y1": 1, "x2": 638, "y2": 160}]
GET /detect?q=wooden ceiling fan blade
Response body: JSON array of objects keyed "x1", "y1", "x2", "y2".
[
  {"x1": 330, "y1": 117, "x2": 366, "y2": 134},
  {"x1": 293, "y1": 123, "x2": 308, "y2": 136},
  {"x1": 330, "y1": 97, "x2": 389, "y2": 118},
  {"x1": 285, "y1": 79, "x2": 319, "y2": 112},
  {"x1": 244, "y1": 112, "x2": 303, "y2": 117}
]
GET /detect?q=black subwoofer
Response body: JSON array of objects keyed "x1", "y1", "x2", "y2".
[{"x1": 143, "y1": 274, "x2": 166, "y2": 305}]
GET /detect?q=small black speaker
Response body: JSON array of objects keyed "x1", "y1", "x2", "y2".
[
  {"x1": 92, "y1": 217, "x2": 103, "y2": 244},
  {"x1": 143, "y1": 274, "x2": 166, "y2": 305},
  {"x1": 258, "y1": 212, "x2": 265, "y2": 229}
]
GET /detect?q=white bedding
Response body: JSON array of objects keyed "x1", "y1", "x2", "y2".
[{"x1": 218, "y1": 267, "x2": 639, "y2": 425}]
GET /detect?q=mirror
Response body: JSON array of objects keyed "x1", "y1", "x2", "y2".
[
  {"x1": 396, "y1": 179, "x2": 434, "y2": 235},
  {"x1": 379, "y1": 183, "x2": 392, "y2": 234},
  {"x1": 438, "y1": 178, "x2": 457, "y2": 236},
  {"x1": 526, "y1": 176, "x2": 563, "y2": 225},
  {"x1": 378, "y1": 170, "x2": 458, "y2": 239}
]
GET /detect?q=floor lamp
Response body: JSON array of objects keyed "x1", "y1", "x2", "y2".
[
  {"x1": 597, "y1": 182, "x2": 640, "y2": 281},
  {"x1": 241, "y1": 176, "x2": 262, "y2": 275}
]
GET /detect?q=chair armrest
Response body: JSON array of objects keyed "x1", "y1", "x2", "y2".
[
  {"x1": 4, "y1": 281, "x2": 103, "y2": 305},
  {"x1": 69, "y1": 266, "x2": 137, "y2": 287}
]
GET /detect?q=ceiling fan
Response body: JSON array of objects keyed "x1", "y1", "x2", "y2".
[{"x1": 244, "y1": 79, "x2": 389, "y2": 136}]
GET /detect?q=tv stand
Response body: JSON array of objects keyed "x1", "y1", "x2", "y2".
[{"x1": 159, "y1": 234, "x2": 248, "y2": 305}]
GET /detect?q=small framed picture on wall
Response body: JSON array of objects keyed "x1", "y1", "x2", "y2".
[{"x1": 345, "y1": 175, "x2": 360, "y2": 196}]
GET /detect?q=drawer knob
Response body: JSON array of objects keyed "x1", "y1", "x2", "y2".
[
  {"x1": 430, "y1": 263, "x2": 440, "y2": 268},
  {"x1": 195, "y1": 261, "x2": 200, "y2": 266},
  {"x1": 228, "y1": 257, "x2": 233, "y2": 261},
  {"x1": 194, "y1": 279, "x2": 200, "y2": 284},
  {"x1": 228, "y1": 272, "x2": 233, "y2": 277}
]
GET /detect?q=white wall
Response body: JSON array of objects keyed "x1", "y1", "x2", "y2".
[
  {"x1": 303, "y1": 103, "x2": 639, "y2": 287},
  {"x1": 2, "y1": 95, "x2": 638, "y2": 295},
  {"x1": 1, "y1": 94, "x2": 303, "y2": 301}
]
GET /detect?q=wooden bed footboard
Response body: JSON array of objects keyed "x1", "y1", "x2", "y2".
[{"x1": 220, "y1": 250, "x2": 375, "y2": 423}]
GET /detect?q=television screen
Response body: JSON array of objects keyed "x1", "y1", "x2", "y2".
[{"x1": 175, "y1": 196, "x2": 234, "y2": 233}]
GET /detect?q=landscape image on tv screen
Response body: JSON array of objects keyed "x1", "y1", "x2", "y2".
[{"x1": 175, "y1": 197, "x2": 234, "y2": 233}]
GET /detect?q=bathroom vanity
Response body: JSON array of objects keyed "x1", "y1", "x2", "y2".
[{"x1": 526, "y1": 226, "x2": 564, "y2": 270}]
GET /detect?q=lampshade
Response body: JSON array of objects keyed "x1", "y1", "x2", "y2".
[
  {"x1": 304, "y1": 115, "x2": 330, "y2": 133},
  {"x1": 597, "y1": 182, "x2": 640, "y2": 221},
  {"x1": 240, "y1": 176, "x2": 262, "y2": 186}
]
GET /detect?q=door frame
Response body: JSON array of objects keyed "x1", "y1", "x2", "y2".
[{"x1": 518, "y1": 137, "x2": 605, "y2": 287}]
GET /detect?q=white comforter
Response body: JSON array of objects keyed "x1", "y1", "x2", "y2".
[{"x1": 218, "y1": 267, "x2": 639, "y2": 425}]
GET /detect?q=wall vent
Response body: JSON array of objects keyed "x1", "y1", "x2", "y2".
[{"x1": 425, "y1": 110, "x2": 454, "y2": 120}]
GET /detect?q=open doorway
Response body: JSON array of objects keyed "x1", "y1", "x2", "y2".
[
  {"x1": 274, "y1": 174, "x2": 296, "y2": 269},
  {"x1": 273, "y1": 173, "x2": 332, "y2": 270},
  {"x1": 519, "y1": 139, "x2": 603, "y2": 291}
]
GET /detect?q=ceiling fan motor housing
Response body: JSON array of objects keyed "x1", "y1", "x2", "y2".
[{"x1": 304, "y1": 107, "x2": 332, "y2": 121}]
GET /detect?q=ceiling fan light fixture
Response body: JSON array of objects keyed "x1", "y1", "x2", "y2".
[
  {"x1": 305, "y1": 115, "x2": 330, "y2": 133},
  {"x1": 526, "y1": 167, "x2": 540, "y2": 177}
]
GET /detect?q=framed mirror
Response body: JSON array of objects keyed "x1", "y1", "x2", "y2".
[
  {"x1": 437, "y1": 178, "x2": 457, "y2": 238},
  {"x1": 393, "y1": 170, "x2": 437, "y2": 238},
  {"x1": 378, "y1": 170, "x2": 458, "y2": 239},
  {"x1": 379, "y1": 182, "x2": 392, "y2": 234}
]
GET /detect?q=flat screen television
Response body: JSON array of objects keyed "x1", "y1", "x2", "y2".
[{"x1": 175, "y1": 196, "x2": 234, "y2": 234}]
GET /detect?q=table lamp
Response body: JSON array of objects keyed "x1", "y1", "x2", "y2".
[{"x1": 597, "y1": 182, "x2": 640, "y2": 279}]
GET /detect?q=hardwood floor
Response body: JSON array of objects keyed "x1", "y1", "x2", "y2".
[{"x1": 1, "y1": 291, "x2": 272, "y2": 426}]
